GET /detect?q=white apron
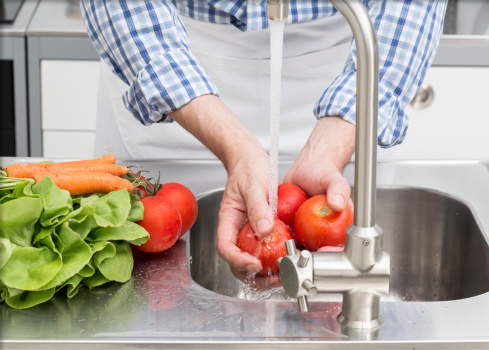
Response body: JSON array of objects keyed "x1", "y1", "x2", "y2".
[{"x1": 95, "y1": 13, "x2": 356, "y2": 159}]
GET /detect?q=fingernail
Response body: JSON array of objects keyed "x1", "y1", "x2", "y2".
[
  {"x1": 256, "y1": 218, "x2": 271, "y2": 233},
  {"x1": 331, "y1": 194, "x2": 345, "y2": 209},
  {"x1": 246, "y1": 263, "x2": 261, "y2": 273}
]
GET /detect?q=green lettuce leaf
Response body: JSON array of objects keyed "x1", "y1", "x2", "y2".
[
  {"x1": 0, "y1": 238, "x2": 13, "y2": 269},
  {"x1": 0, "y1": 197, "x2": 43, "y2": 247},
  {"x1": 32, "y1": 177, "x2": 72, "y2": 227},
  {"x1": 0, "y1": 245, "x2": 62, "y2": 290},
  {"x1": 88, "y1": 221, "x2": 149, "y2": 246}
]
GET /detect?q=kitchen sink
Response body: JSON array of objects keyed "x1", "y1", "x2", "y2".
[{"x1": 188, "y1": 187, "x2": 489, "y2": 303}]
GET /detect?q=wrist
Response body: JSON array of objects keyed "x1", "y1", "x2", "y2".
[
  {"x1": 307, "y1": 116, "x2": 355, "y2": 171},
  {"x1": 169, "y1": 95, "x2": 265, "y2": 171}
]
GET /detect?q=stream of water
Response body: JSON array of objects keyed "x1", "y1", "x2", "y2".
[{"x1": 268, "y1": 20, "x2": 285, "y2": 216}]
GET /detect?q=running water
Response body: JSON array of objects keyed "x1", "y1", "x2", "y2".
[{"x1": 268, "y1": 20, "x2": 285, "y2": 216}]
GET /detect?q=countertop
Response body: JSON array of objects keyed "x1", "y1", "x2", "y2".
[
  {"x1": 1, "y1": 158, "x2": 489, "y2": 349},
  {"x1": 23, "y1": 0, "x2": 489, "y2": 66}
]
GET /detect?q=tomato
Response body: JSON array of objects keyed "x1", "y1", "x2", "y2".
[
  {"x1": 237, "y1": 218, "x2": 294, "y2": 276},
  {"x1": 156, "y1": 183, "x2": 198, "y2": 237},
  {"x1": 135, "y1": 196, "x2": 182, "y2": 253},
  {"x1": 277, "y1": 183, "x2": 309, "y2": 227},
  {"x1": 294, "y1": 194, "x2": 353, "y2": 251}
]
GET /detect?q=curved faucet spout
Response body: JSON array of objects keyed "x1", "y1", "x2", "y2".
[
  {"x1": 278, "y1": 0, "x2": 390, "y2": 330},
  {"x1": 330, "y1": 0, "x2": 379, "y2": 229}
]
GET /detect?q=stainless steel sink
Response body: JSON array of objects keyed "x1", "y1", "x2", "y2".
[{"x1": 189, "y1": 187, "x2": 489, "y2": 303}]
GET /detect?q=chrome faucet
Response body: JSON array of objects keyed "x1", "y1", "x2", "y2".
[{"x1": 269, "y1": 0, "x2": 391, "y2": 329}]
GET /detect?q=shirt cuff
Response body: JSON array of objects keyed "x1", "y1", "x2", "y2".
[
  {"x1": 314, "y1": 71, "x2": 409, "y2": 149},
  {"x1": 123, "y1": 49, "x2": 219, "y2": 125}
]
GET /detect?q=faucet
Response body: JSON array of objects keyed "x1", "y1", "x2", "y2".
[{"x1": 268, "y1": 0, "x2": 391, "y2": 328}]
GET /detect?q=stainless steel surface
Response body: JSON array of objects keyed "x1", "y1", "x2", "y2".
[
  {"x1": 191, "y1": 185, "x2": 489, "y2": 303},
  {"x1": 2, "y1": 158, "x2": 489, "y2": 348},
  {"x1": 344, "y1": 225, "x2": 384, "y2": 272},
  {"x1": 267, "y1": 0, "x2": 289, "y2": 21},
  {"x1": 330, "y1": 0, "x2": 379, "y2": 228},
  {"x1": 282, "y1": 240, "x2": 310, "y2": 312}
]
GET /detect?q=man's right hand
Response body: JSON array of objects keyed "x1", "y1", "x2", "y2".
[{"x1": 169, "y1": 95, "x2": 276, "y2": 273}]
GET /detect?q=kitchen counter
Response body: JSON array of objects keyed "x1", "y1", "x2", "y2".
[{"x1": 1, "y1": 158, "x2": 489, "y2": 349}]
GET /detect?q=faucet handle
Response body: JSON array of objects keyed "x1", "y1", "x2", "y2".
[{"x1": 281, "y1": 239, "x2": 311, "y2": 312}]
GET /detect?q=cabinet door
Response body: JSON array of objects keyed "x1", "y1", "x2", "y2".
[
  {"x1": 41, "y1": 60, "x2": 100, "y2": 158},
  {"x1": 380, "y1": 66, "x2": 489, "y2": 160}
]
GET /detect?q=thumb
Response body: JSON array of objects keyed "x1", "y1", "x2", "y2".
[{"x1": 244, "y1": 191, "x2": 275, "y2": 239}]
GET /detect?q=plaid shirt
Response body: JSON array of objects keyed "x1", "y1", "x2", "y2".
[{"x1": 81, "y1": 0, "x2": 447, "y2": 147}]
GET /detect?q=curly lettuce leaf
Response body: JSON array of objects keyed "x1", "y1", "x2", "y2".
[{"x1": 0, "y1": 197, "x2": 43, "y2": 247}]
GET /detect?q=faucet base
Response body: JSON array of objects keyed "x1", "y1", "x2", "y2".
[
  {"x1": 338, "y1": 313, "x2": 384, "y2": 329},
  {"x1": 337, "y1": 290, "x2": 385, "y2": 329}
]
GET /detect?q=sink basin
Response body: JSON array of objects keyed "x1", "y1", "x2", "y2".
[{"x1": 189, "y1": 187, "x2": 489, "y2": 302}]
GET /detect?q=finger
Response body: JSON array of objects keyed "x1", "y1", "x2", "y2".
[
  {"x1": 317, "y1": 246, "x2": 345, "y2": 252},
  {"x1": 242, "y1": 186, "x2": 275, "y2": 239},
  {"x1": 216, "y1": 206, "x2": 262, "y2": 273},
  {"x1": 230, "y1": 267, "x2": 282, "y2": 290},
  {"x1": 323, "y1": 172, "x2": 351, "y2": 212}
]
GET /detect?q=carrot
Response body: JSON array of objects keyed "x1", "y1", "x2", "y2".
[
  {"x1": 5, "y1": 163, "x2": 129, "y2": 179},
  {"x1": 5, "y1": 151, "x2": 118, "y2": 178},
  {"x1": 31, "y1": 171, "x2": 134, "y2": 196}
]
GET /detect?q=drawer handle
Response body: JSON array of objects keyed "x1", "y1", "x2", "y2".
[{"x1": 410, "y1": 83, "x2": 435, "y2": 110}]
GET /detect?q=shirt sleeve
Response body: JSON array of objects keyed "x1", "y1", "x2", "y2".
[
  {"x1": 314, "y1": 0, "x2": 447, "y2": 148},
  {"x1": 81, "y1": 1, "x2": 219, "y2": 125}
]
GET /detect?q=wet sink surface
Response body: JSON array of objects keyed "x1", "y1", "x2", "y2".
[
  {"x1": 3, "y1": 159, "x2": 489, "y2": 348},
  {"x1": 189, "y1": 187, "x2": 489, "y2": 302}
]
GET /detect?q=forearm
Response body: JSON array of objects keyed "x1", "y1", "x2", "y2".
[
  {"x1": 168, "y1": 95, "x2": 266, "y2": 171},
  {"x1": 316, "y1": 0, "x2": 447, "y2": 147}
]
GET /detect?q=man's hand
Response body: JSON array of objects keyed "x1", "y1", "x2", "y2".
[
  {"x1": 169, "y1": 95, "x2": 275, "y2": 273},
  {"x1": 284, "y1": 116, "x2": 355, "y2": 212}
]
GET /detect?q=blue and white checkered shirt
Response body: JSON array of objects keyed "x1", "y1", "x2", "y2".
[{"x1": 81, "y1": 0, "x2": 447, "y2": 147}]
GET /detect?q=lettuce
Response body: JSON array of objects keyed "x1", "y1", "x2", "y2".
[{"x1": 0, "y1": 177, "x2": 149, "y2": 309}]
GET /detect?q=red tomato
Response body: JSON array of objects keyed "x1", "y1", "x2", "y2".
[
  {"x1": 277, "y1": 183, "x2": 309, "y2": 227},
  {"x1": 294, "y1": 194, "x2": 353, "y2": 251},
  {"x1": 237, "y1": 218, "x2": 294, "y2": 276},
  {"x1": 135, "y1": 196, "x2": 182, "y2": 253},
  {"x1": 156, "y1": 183, "x2": 198, "y2": 237}
]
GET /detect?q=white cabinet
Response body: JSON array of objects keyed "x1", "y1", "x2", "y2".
[
  {"x1": 379, "y1": 66, "x2": 489, "y2": 160},
  {"x1": 40, "y1": 59, "x2": 100, "y2": 158}
]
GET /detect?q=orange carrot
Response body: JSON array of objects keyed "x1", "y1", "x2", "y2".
[
  {"x1": 6, "y1": 163, "x2": 129, "y2": 179},
  {"x1": 31, "y1": 171, "x2": 134, "y2": 195}
]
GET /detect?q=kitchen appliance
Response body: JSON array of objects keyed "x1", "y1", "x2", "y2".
[{"x1": 0, "y1": 0, "x2": 25, "y2": 24}]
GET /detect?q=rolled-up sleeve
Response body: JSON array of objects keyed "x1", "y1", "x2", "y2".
[
  {"x1": 315, "y1": 0, "x2": 447, "y2": 147},
  {"x1": 81, "y1": 1, "x2": 219, "y2": 125}
]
